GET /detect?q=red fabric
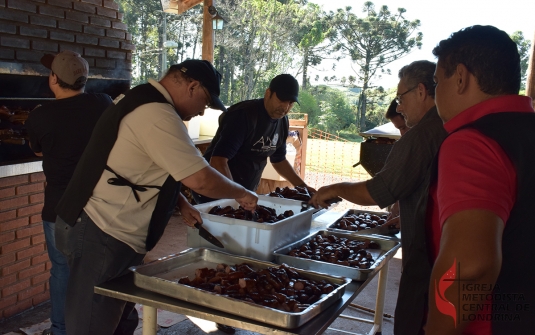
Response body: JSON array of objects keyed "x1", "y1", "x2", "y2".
[{"x1": 427, "y1": 95, "x2": 534, "y2": 334}]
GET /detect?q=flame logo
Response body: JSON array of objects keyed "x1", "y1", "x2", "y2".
[{"x1": 435, "y1": 258, "x2": 457, "y2": 326}]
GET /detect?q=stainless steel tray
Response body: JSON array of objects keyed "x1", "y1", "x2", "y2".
[
  {"x1": 129, "y1": 248, "x2": 351, "y2": 329},
  {"x1": 326, "y1": 209, "x2": 400, "y2": 236},
  {"x1": 273, "y1": 230, "x2": 400, "y2": 281}
]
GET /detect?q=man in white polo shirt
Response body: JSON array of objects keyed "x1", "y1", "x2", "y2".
[{"x1": 54, "y1": 60, "x2": 257, "y2": 335}]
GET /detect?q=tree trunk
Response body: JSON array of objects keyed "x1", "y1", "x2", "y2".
[
  {"x1": 302, "y1": 48, "x2": 309, "y2": 90},
  {"x1": 244, "y1": 65, "x2": 255, "y2": 100},
  {"x1": 220, "y1": 46, "x2": 231, "y2": 104},
  {"x1": 527, "y1": 30, "x2": 535, "y2": 108},
  {"x1": 160, "y1": 13, "x2": 166, "y2": 77},
  {"x1": 230, "y1": 65, "x2": 235, "y2": 104},
  {"x1": 140, "y1": 9, "x2": 148, "y2": 83},
  {"x1": 191, "y1": 25, "x2": 200, "y2": 59},
  {"x1": 359, "y1": 89, "x2": 367, "y2": 131},
  {"x1": 179, "y1": 16, "x2": 185, "y2": 62},
  {"x1": 359, "y1": 60, "x2": 371, "y2": 130}
]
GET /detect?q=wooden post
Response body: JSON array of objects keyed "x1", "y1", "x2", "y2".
[
  {"x1": 526, "y1": 30, "x2": 535, "y2": 108},
  {"x1": 202, "y1": 0, "x2": 214, "y2": 63}
]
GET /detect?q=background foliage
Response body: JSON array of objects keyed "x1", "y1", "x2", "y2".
[{"x1": 116, "y1": 0, "x2": 530, "y2": 141}]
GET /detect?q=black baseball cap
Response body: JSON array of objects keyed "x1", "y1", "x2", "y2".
[
  {"x1": 269, "y1": 74, "x2": 300, "y2": 104},
  {"x1": 170, "y1": 60, "x2": 226, "y2": 112}
]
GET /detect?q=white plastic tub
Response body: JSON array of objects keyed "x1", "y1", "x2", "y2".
[
  {"x1": 183, "y1": 116, "x2": 200, "y2": 139},
  {"x1": 187, "y1": 195, "x2": 315, "y2": 261}
]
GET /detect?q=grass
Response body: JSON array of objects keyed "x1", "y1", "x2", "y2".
[
  {"x1": 306, "y1": 138, "x2": 369, "y2": 178},
  {"x1": 303, "y1": 138, "x2": 382, "y2": 212}
]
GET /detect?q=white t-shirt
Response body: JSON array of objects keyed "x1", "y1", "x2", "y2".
[{"x1": 84, "y1": 79, "x2": 209, "y2": 253}]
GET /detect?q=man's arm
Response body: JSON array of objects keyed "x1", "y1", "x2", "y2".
[
  {"x1": 426, "y1": 209, "x2": 504, "y2": 335},
  {"x1": 310, "y1": 181, "x2": 377, "y2": 208},
  {"x1": 209, "y1": 156, "x2": 233, "y2": 180},
  {"x1": 181, "y1": 165, "x2": 257, "y2": 211},
  {"x1": 271, "y1": 159, "x2": 305, "y2": 187},
  {"x1": 28, "y1": 143, "x2": 43, "y2": 157}
]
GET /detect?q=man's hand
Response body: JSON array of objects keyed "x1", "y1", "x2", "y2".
[
  {"x1": 385, "y1": 215, "x2": 400, "y2": 229},
  {"x1": 236, "y1": 189, "x2": 258, "y2": 211},
  {"x1": 386, "y1": 201, "x2": 401, "y2": 229},
  {"x1": 177, "y1": 195, "x2": 202, "y2": 228},
  {"x1": 304, "y1": 185, "x2": 317, "y2": 195},
  {"x1": 310, "y1": 184, "x2": 340, "y2": 209}
]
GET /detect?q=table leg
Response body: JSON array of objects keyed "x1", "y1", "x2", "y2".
[
  {"x1": 369, "y1": 262, "x2": 389, "y2": 335},
  {"x1": 142, "y1": 305, "x2": 158, "y2": 335}
]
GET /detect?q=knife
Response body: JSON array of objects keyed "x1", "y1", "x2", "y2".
[
  {"x1": 194, "y1": 222, "x2": 224, "y2": 248},
  {"x1": 301, "y1": 197, "x2": 343, "y2": 212}
]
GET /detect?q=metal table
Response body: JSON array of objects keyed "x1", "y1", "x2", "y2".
[{"x1": 95, "y1": 256, "x2": 392, "y2": 335}]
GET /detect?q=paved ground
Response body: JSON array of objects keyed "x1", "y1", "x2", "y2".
[{"x1": 0, "y1": 214, "x2": 402, "y2": 335}]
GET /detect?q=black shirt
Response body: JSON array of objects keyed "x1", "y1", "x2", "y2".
[
  {"x1": 26, "y1": 93, "x2": 112, "y2": 222},
  {"x1": 203, "y1": 99, "x2": 288, "y2": 191}
]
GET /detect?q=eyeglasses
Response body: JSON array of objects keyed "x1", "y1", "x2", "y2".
[
  {"x1": 201, "y1": 85, "x2": 212, "y2": 109},
  {"x1": 395, "y1": 86, "x2": 418, "y2": 105}
]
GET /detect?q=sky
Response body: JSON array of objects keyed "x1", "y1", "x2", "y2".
[{"x1": 307, "y1": 0, "x2": 535, "y2": 90}]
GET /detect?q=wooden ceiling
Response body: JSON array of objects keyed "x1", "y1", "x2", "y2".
[{"x1": 162, "y1": 0, "x2": 203, "y2": 14}]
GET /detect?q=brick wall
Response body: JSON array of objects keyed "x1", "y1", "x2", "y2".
[
  {"x1": 0, "y1": 172, "x2": 48, "y2": 320},
  {"x1": 0, "y1": 0, "x2": 133, "y2": 79}
]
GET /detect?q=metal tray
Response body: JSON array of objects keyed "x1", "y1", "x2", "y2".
[
  {"x1": 326, "y1": 209, "x2": 400, "y2": 236},
  {"x1": 273, "y1": 230, "x2": 400, "y2": 281},
  {"x1": 129, "y1": 248, "x2": 351, "y2": 329}
]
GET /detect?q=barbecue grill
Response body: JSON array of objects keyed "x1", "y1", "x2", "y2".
[{"x1": 0, "y1": 73, "x2": 129, "y2": 165}]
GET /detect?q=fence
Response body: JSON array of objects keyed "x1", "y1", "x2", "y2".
[{"x1": 304, "y1": 128, "x2": 382, "y2": 212}]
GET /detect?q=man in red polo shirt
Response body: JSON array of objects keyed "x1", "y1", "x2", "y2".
[{"x1": 426, "y1": 25, "x2": 535, "y2": 334}]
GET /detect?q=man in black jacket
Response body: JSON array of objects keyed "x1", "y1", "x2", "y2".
[
  {"x1": 311, "y1": 60, "x2": 448, "y2": 334},
  {"x1": 195, "y1": 74, "x2": 312, "y2": 205}
]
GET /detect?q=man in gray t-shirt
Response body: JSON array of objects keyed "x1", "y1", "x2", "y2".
[{"x1": 311, "y1": 60, "x2": 448, "y2": 335}]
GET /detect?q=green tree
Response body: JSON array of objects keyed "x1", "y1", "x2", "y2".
[
  {"x1": 165, "y1": 7, "x2": 204, "y2": 64},
  {"x1": 293, "y1": 3, "x2": 332, "y2": 90},
  {"x1": 362, "y1": 86, "x2": 394, "y2": 129},
  {"x1": 291, "y1": 89, "x2": 322, "y2": 123},
  {"x1": 214, "y1": 0, "x2": 302, "y2": 103},
  {"x1": 117, "y1": 0, "x2": 162, "y2": 85},
  {"x1": 328, "y1": 2, "x2": 422, "y2": 130},
  {"x1": 510, "y1": 31, "x2": 531, "y2": 90},
  {"x1": 306, "y1": 86, "x2": 355, "y2": 134}
]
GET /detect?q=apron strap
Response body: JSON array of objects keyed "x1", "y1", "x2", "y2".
[{"x1": 105, "y1": 165, "x2": 162, "y2": 202}]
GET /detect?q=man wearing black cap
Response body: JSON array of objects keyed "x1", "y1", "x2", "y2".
[
  {"x1": 53, "y1": 59, "x2": 258, "y2": 335},
  {"x1": 26, "y1": 50, "x2": 113, "y2": 335},
  {"x1": 196, "y1": 74, "x2": 310, "y2": 203}
]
